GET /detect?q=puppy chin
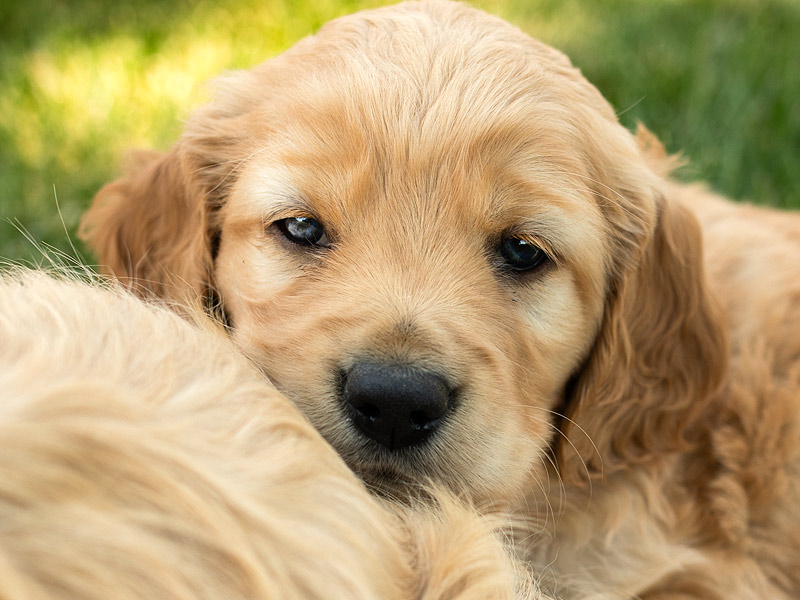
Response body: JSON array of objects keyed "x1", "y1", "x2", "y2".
[
  {"x1": 332, "y1": 429, "x2": 514, "y2": 508},
  {"x1": 311, "y1": 418, "x2": 445, "y2": 498},
  {"x1": 354, "y1": 464, "x2": 427, "y2": 502},
  {"x1": 330, "y1": 434, "x2": 433, "y2": 492}
]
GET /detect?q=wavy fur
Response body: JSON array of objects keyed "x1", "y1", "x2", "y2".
[{"x1": 0, "y1": 271, "x2": 540, "y2": 600}]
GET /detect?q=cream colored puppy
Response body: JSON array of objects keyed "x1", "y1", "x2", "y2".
[
  {"x1": 0, "y1": 271, "x2": 538, "y2": 600},
  {"x1": 82, "y1": 1, "x2": 800, "y2": 598}
]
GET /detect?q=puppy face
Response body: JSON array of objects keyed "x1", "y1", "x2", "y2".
[
  {"x1": 219, "y1": 144, "x2": 608, "y2": 498},
  {"x1": 211, "y1": 4, "x2": 619, "y2": 502},
  {"x1": 83, "y1": 1, "x2": 726, "y2": 504}
]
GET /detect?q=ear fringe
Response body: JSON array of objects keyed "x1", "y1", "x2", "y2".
[
  {"x1": 559, "y1": 187, "x2": 729, "y2": 483},
  {"x1": 79, "y1": 148, "x2": 213, "y2": 304},
  {"x1": 634, "y1": 123, "x2": 687, "y2": 178}
]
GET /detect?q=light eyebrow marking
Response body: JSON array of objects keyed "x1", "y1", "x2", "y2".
[
  {"x1": 261, "y1": 197, "x2": 316, "y2": 228},
  {"x1": 503, "y1": 209, "x2": 578, "y2": 266}
]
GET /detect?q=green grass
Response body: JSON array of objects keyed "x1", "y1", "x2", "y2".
[{"x1": 2, "y1": 0, "x2": 798, "y2": 264}]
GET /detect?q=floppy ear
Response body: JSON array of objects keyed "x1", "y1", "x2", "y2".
[
  {"x1": 80, "y1": 70, "x2": 263, "y2": 305},
  {"x1": 80, "y1": 147, "x2": 214, "y2": 303},
  {"x1": 557, "y1": 135, "x2": 729, "y2": 484}
]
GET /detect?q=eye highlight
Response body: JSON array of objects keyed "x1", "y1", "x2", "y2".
[
  {"x1": 499, "y1": 236, "x2": 548, "y2": 272},
  {"x1": 274, "y1": 216, "x2": 330, "y2": 248}
]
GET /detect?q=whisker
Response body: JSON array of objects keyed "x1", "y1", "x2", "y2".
[{"x1": 501, "y1": 399, "x2": 600, "y2": 507}]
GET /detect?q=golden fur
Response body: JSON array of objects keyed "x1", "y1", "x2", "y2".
[
  {"x1": 0, "y1": 271, "x2": 540, "y2": 599},
  {"x1": 81, "y1": 1, "x2": 800, "y2": 597}
]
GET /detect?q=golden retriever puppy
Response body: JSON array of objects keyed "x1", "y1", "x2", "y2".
[
  {"x1": 0, "y1": 270, "x2": 539, "y2": 600},
  {"x1": 80, "y1": 1, "x2": 800, "y2": 598}
]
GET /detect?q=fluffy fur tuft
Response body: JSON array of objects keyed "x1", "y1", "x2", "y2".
[{"x1": 0, "y1": 271, "x2": 540, "y2": 600}]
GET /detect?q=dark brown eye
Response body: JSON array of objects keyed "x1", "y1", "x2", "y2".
[
  {"x1": 499, "y1": 237, "x2": 548, "y2": 272},
  {"x1": 275, "y1": 216, "x2": 330, "y2": 248}
]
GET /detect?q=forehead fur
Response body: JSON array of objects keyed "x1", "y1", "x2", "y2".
[
  {"x1": 191, "y1": 0, "x2": 656, "y2": 281},
  {"x1": 206, "y1": 1, "x2": 622, "y2": 172}
]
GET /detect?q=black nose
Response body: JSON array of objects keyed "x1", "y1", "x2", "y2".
[{"x1": 341, "y1": 362, "x2": 453, "y2": 450}]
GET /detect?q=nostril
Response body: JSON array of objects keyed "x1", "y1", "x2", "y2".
[
  {"x1": 409, "y1": 410, "x2": 440, "y2": 431},
  {"x1": 354, "y1": 402, "x2": 381, "y2": 422}
]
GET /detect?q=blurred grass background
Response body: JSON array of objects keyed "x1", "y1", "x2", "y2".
[{"x1": 1, "y1": 0, "x2": 799, "y2": 264}]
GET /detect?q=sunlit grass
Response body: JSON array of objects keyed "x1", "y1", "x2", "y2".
[{"x1": 1, "y1": 0, "x2": 798, "y2": 263}]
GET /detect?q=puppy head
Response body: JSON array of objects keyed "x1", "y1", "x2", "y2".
[{"x1": 82, "y1": 1, "x2": 727, "y2": 502}]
